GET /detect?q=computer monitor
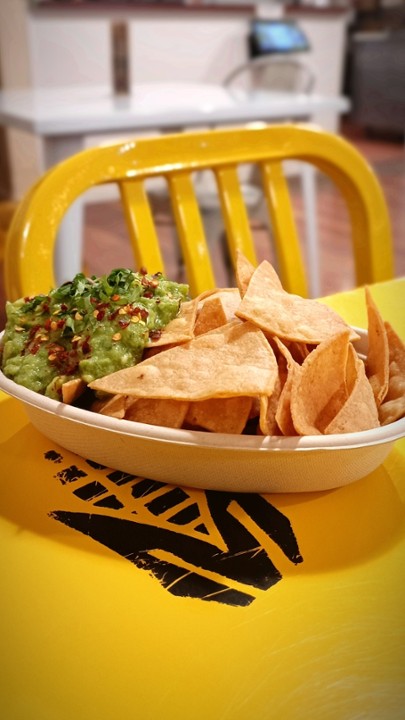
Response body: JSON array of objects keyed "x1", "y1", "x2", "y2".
[{"x1": 249, "y1": 19, "x2": 311, "y2": 57}]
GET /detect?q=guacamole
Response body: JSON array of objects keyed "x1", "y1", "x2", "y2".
[{"x1": 1, "y1": 268, "x2": 189, "y2": 399}]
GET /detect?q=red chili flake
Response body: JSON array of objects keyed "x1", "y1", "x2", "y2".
[
  {"x1": 44, "y1": 318, "x2": 52, "y2": 331},
  {"x1": 47, "y1": 344, "x2": 65, "y2": 362},
  {"x1": 48, "y1": 344, "x2": 79, "y2": 375},
  {"x1": 29, "y1": 343, "x2": 41, "y2": 355},
  {"x1": 42, "y1": 302, "x2": 50, "y2": 314},
  {"x1": 112, "y1": 294, "x2": 120, "y2": 301},
  {"x1": 109, "y1": 309, "x2": 119, "y2": 321},
  {"x1": 96, "y1": 309, "x2": 105, "y2": 321},
  {"x1": 60, "y1": 303, "x2": 68, "y2": 312},
  {"x1": 82, "y1": 337, "x2": 91, "y2": 355},
  {"x1": 118, "y1": 320, "x2": 130, "y2": 329},
  {"x1": 28, "y1": 324, "x2": 41, "y2": 339},
  {"x1": 149, "y1": 329, "x2": 162, "y2": 341},
  {"x1": 143, "y1": 291, "x2": 153, "y2": 299},
  {"x1": 139, "y1": 266, "x2": 148, "y2": 275},
  {"x1": 67, "y1": 350, "x2": 80, "y2": 375},
  {"x1": 57, "y1": 318, "x2": 65, "y2": 329},
  {"x1": 129, "y1": 305, "x2": 148, "y2": 320}
]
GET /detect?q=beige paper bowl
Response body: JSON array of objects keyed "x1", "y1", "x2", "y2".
[{"x1": 1, "y1": 328, "x2": 404, "y2": 493}]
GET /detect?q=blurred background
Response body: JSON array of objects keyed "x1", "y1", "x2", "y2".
[{"x1": 0, "y1": 0, "x2": 404, "y2": 321}]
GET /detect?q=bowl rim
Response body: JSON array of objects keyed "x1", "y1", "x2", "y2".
[{"x1": 1, "y1": 324, "x2": 404, "y2": 453}]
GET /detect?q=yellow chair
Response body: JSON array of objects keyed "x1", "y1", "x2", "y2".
[
  {"x1": 4, "y1": 124, "x2": 394, "y2": 301},
  {"x1": 0, "y1": 200, "x2": 18, "y2": 263}
]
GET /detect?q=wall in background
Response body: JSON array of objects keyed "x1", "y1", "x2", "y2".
[
  {"x1": 0, "y1": 1, "x2": 352, "y2": 200},
  {"x1": 0, "y1": 0, "x2": 42, "y2": 199}
]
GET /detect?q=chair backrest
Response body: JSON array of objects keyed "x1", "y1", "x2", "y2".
[
  {"x1": 223, "y1": 56, "x2": 315, "y2": 94},
  {"x1": 5, "y1": 124, "x2": 394, "y2": 301}
]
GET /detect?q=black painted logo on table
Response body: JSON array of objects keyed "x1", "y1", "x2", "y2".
[{"x1": 45, "y1": 451, "x2": 303, "y2": 606}]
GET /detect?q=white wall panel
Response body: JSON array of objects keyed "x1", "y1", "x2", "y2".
[{"x1": 29, "y1": 17, "x2": 112, "y2": 88}]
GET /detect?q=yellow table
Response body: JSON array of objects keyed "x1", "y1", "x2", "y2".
[{"x1": 1, "y1": 278, "x2": 404, "y2": 720}]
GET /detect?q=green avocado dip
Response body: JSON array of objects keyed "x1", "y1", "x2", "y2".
[{"x1": 1, "y1": 268, "x2": 189, "y2": 399}]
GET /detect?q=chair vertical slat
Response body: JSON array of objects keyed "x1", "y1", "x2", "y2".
[
  {"x1": 260, "y1": 160, "x2": 308, "y2": 297},
  {"x1": 214, "y1": 166, "x2": 258, "y2": 269},
  {"x1": 168, "y1": 172, "x2": 216, "y2": 296},
  {"x1": 313, "y1": 158, "x2": 394, "y2": 285},
  {"x1": 119, "y1": 179, "x2": 165, "y2": 275}
]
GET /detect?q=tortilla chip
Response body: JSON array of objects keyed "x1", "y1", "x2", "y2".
[
  {"x1": 259, "y1": 373, "x2": 283, "y2": 436},
  {"x1": 276, "y1": 366, "x2": 301, "y2": 436},
  {"x1": 258, "y1": 337, "x2": 292, "y2": 435},
  {"x1": 194, "y1": 296, "x2": 228, "y2": 336},
  {"x1": 383, "y1": 322, "x2": 405, "y2": 401},
  {"x1": 273, "y1": 338, "x2": 301, "y2": 436},
  {"x1": 81, "y1": 253, "x2": 403, "y2": 436},
  {"x1": 92, "y1": 393, "x2": 128, "y2": 418},
  {"x1": 185, "y1": 396, "x2": 253, "y2": 434},
  {"x1": 325, "y1": 345, "x2": 379, "y2": 434},
  {"x1": 236, "y1": 260, "x2": 359, "y2": 344},
  {"x1": 345, "y1": 336, "x2": 360, "y2": 395},
  {"x1": 379, "y1": 322, "x2": 405, "y2": 425},
  {"x1": 284, "y1": 340, "x2": 311, "y2": 364},
  {"x1": 89, "y1": 320, "x2": 278, "y2": 401},
  {"x1": 200, "y1": 288, "x2": 241, "y2": 323},
  {"x1": 365, "y1": 286, "x2": 389, "y2": 405},
  {"x1": 379, "y1": 396, "x2": 405, "y2": 426},
  {"x1": 146, "y1": 297, "x2": 198, "y2": 348},
  {"x1": 143, "y1": 343, "x2": 176, "y2": 359},
  {"x1": 234, "y1": 250, "x2": 257, "y2": 297},
  {"x1": 290, "y1": 330, "x2": 352, "y2": 435},
  {"x1": 249, "y1": 396, "x2": 261, "y2": 420},
  {"x1": 124, "y1": 398, "x2": 189, "y2": 428},
  {"x1": 61, "y1": 378, "x2": 86, "y2": 405}
]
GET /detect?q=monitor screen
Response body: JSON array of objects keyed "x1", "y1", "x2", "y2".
[{"x1": 250, "y1": 19, "x2": 311, "y2": 57}]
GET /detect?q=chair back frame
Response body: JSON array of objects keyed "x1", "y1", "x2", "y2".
[{"x1": 5, "y1": 124, "x2": 394, "y2": 300}]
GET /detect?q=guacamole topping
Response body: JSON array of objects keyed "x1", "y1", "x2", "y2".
[{"x1": 1, "y1": 268, "x2": 189, "y2": 399}]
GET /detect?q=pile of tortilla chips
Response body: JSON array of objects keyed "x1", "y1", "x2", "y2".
[{"x1": 89, "y1": 253, "x2": 405, "y2": 436}]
